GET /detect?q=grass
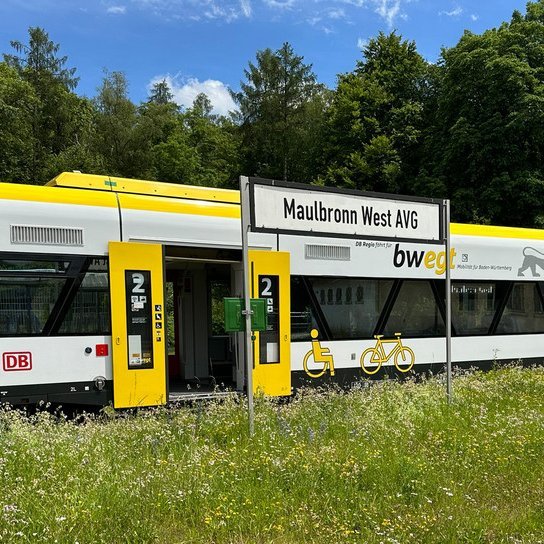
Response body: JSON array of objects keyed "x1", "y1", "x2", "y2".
[{"x1": 1, "y1": 366, "x2": 544, "y2": 543}]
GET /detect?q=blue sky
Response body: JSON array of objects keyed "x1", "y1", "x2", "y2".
[{"x1": 0, "y1": 0, "x2": 529, "y2": 114}]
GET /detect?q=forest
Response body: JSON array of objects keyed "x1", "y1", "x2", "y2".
[{"x1": 1, "y1": 0, "x2": 544, "y2": 227}]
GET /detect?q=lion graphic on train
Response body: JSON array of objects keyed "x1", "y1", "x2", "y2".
[{"x1": 518, "y1": 247, "x2": 544, "y2": 277}]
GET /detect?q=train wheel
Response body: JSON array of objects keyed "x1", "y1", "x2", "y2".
[{"x1": 360, "y1": 347, "x2": 382, "y2": 375}]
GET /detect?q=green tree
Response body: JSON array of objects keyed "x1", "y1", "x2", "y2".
[
  {"x1": 136, "y1": 80, "x2": 181, "y2": 180},
  {"x1": 321, "y1": 32, "x2": 430, "y2": 194},
  {"x1": 3, "y1": 27, "x2": 81, "y2": 182},
  {"x1": 427, "y1": 0, "x2": 544, "y2": 226},
  {"x1": 185, "y1": 93, "x2": 241, "y2": 187},
  {"x1": 148, "y1": 79, "x2": 174, "y2": 105},
  {"x1": 93, "y1": 71, "x2": 146, "y2": 177},
  {"x1": 42, "y1": 97, "x2": 106, "y2": 180},
  {"x1": 151, "y1": 93, "x2": 240, "y2": 187},
  {"x1": 4, "y1": 26, "x2": 78, "y2": 90},
  {"x1": 0, "y1": 63, "x2": 38, "y2": 182},
  {"x1": 233, "y1": 42, "x2": 326, "y2": 182}
]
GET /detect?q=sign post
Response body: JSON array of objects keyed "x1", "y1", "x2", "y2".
[
  {"x1": 444, "y1": 199, "x2": 453, "y2": 403},
  {"x1": 240, "y1": 176, "x2": 255, "y2": 435}
]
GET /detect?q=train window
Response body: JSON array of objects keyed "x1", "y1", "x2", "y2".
[
  {"x1": 535, "y1": 285, "x2": 544, "y2": 314},
  {"x1": 496, "y1": 283, "x2": 544, "y2": 334},
  {"x1": 0, "y1": 277, "x2": 65, "y2": 335},
  {"x1": 58, "y1": 270, "x2": 110, "y2": 335},
  {"x1": 452, "y1": 282, "x2": 501, "y2": 335},
  {"x1": 356, "y1": 285, "x2": 364, "y2": 304},
  {"x1": 384, "y1": 280, "x2": 445, "y2": 337},
  {"x1": 0, "y1": 259, "x2": 70, "y2": 274},
  {"x1": 0, "y1": 256, "x2": 111, "y2": 337},
  {"x1": 290, "y1": 276, "x2": 319, "y2": 341},
  {"x1": 310, "y1": 278, "x2": 393, "y2": 340}
]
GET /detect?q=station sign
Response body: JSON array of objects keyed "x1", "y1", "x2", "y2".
[{"x1": 249, "y1": 178, "x2": 444, "y2": 244}]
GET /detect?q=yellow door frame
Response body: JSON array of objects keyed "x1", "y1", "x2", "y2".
[
  {"x1": 109, "y1": 241, "x2": 167, "y2": 408},
  {"x1": 249, "y1": 250, "x2": 291, "y2": 396}
]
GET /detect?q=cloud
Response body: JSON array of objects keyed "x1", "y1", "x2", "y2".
[
  {"x1": 263, "y1": 0, "x2": 295, "y2": 9},
  {"x1": 357, "y1": 37, "x2": 368, "y2": 49},
  {"x1": 149, "y1": 75, "x2": 237, "y2": 115},
  {"x1": 374, "y1": 0, "x2": 400, "y2": 27},
  {"x1": 131, "y1": 0, "x2": 248, "y2": 23},
  {"x1": 126, "y1": 0, "x2": 411, "y2": 28},
  {"x1": 341, "y1": 0, "x2": 365, "y2": 7},
  {"x1": 106, "y1": 5, "x2": 126, "y2": 14},
  {"x1": 240, "y1": 0, "x2": 252, "y2": 17},
  {"x1": 470, "y1": 13, "x2": 478, "y2": 21},
  {"x1": 328, "y1": 8, "x2": 345, "y2": 20},
  {"x1": 439, "y1": 6, "x2": 463, "y2": 17}
]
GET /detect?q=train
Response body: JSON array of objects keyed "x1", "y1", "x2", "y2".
[{"x1": 1, "y1": 171, "x2": 543, "y2": 408}]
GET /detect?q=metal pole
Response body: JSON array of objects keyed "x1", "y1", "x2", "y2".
[
  {"x1": 445, "y1": 199, "x2": 452, "y2": 403},
  {"x1": 240, "y1": 176, "x2": 255, "y2": 435}
]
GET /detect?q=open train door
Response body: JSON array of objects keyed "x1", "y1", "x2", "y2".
[
  {"x1": 249, "y1": 250, "x2": 291, "y2": 396},
  {"x1": 109, "y1": 242, "x2": 167, "y2": 408}
]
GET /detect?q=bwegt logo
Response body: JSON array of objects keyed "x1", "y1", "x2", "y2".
[
  {"x1": 2, "y1": 352, "x2": 32, "y2": 371},
  {"x1": 393, "y1": 243, "x2": 456, "y2": 275}
]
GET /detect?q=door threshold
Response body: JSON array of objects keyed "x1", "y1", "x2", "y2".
[{"x1": 168, "y1": 390, "x2": 239, "y2": 403}]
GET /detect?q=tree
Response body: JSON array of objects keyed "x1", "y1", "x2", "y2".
[
  {"x1": 3, "y1": 27, "x2": 81, "y2": 183},
  {"x1": 320, "y1": 32, "x2": 430, "y2": 194},
  {"x1": 232, "y1": 42, "x2": 327, "y2": 182},
  {"x1": 4, "y1": 26, "x2": 78, "y2": 90},
  {"x1": 426, "y1": 1, "x2": 544, "y2": 226},
  {"x1": 185, "y1": 93, "x2": 241, "y2": 187},
  {"x1": 148, "y1": 79, "x2": 174, "y2": 105},
  {"x1": 93, "y1": 71, "x2": 144, "y2": 177},
  {"x1": 139, "y1": 80, "x2": 180, "y2": 160},
  {"x1": 42, "y1": 97, "x2": 106, "y2": 180},
  {"x1": 151, "y1": 93, "x2": 241, "y2": 187},
  {"x1": 0, "y1": 63, "x2": 38, "y2": 182}
]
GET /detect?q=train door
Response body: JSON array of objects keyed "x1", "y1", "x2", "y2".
[
  {"x1": 109, "y1": 242, "x2": 167, "y2": 408},
  {"x1": 249, "y1": 250, "x2": 291, "y2": 396},
  {"x1": 164, "y1": 248, "x2": 239, "y2": 394}
]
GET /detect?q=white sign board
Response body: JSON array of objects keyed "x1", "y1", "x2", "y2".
[{"x1": 251, "y1": 183, "x2": 442, "y2": 242}]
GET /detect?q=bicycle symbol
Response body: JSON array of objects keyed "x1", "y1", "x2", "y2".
[
  {"x1": 360, "y1": 333, "x2": 415, "y2": 375},
  {"x1": 303, "y1": 329, "x2": 335, "y2": 378}
]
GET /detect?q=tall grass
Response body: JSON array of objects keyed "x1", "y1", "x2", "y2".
[{"x1": 1, "y1": 366, "x2": 544, "y2": 543}]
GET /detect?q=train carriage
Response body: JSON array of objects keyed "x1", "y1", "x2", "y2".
[{"x1": 1, "y1": 172, "x2": 543, "y2": 408}]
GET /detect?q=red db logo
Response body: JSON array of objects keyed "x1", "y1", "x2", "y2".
[{"x1": 2, "y1": 352, "x2": 32, "y2": 371}]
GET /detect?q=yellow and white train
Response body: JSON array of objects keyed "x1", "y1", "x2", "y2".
[{"x1": 1, "y1": 172, "x2": 544, "y2": 408}]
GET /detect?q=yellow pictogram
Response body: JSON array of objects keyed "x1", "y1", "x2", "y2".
[
  {"x1": 303, "y1": 329, "x2": 335, "y2": 378},
  {"x1": 360, "y1": 333, "x2": 415, "y2": 375}
]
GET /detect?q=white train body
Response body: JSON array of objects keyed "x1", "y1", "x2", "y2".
[{"x1": 0, "y1": 172, "x2": 543, "y2": 406}]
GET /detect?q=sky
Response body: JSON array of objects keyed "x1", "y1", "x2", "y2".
[{"x1": 0, "y1": 0, "x2": 530, "y2": 115}]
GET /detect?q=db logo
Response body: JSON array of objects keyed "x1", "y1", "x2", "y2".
[{"x1": 2, "y1": 352, "x2": 32, "y2": 372}]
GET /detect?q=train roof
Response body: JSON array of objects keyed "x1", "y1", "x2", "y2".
[
  {"x1": 47, "y1": 172, "x2": 240, "y2": 204},
  {"x1": 1, "y1": 172, "x2": 543, "y2": 241}
]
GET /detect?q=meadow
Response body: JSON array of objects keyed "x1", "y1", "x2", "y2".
[{"x1": 1, "y1": 366, "x2": 543, "y2": 544}]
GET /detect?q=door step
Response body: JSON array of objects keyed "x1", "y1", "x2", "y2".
[{"x1": 168, "y1": 390, "x2": 238, "y2": 403}]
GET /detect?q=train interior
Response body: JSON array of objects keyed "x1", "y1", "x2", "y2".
[{"x1": 164, "y1": 246, "x2": 243, "y2": 396}]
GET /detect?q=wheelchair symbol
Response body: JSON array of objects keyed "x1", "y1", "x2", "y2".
[{"x1": 303, "y1": 329, "x2": 335, "y2": 378}]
